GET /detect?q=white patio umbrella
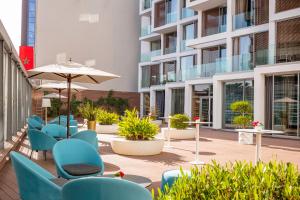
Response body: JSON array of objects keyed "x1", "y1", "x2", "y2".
[
  {"x1": 37, "y1": 82, "x2": 87, "y2": 124},
  {"x1": 28, "y1": 60, "x2": 120, "y2": 137},
  {"x1": 43, "y1": 93, "x2": 67, "y2": 99}
]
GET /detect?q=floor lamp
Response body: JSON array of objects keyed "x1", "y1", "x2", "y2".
[{"x1": 42, "y1": 98, "x2": 51, "y2": 124}]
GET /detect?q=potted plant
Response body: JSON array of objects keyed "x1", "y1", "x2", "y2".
[
  {"x1": 78, "y1": 102, "x2": 99, "y2": 130},
  {"x1": 230, "y1": 101, "x2": 253, "y2": 144},
  {"x1": 162, "y1": 114, "x2": 196, "y2": 140},
  {"x1": 96, "y1": 109, "x2": 119, "y2": 134},
  {"x1": 111, "y1": 109, "x2": 164, "y2": 156}
]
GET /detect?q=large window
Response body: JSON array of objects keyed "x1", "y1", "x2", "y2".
[
  {"x1": 154, "y1": 0, "x2": 177, "y2": 27},
  {"x1": 233, "y1": 31, "x2": 268, "y2": 72},
  {"x1": 265, "y1": 74, "x2": 300, "y2": 137},
  {"x1": 164, "y1": 32, "x2": 177, "y2": 54},
  {"x1": 276, "y1": 0, "x2": 300, "y2": 13},
  {"x1": 141, "y1": 65, "x2": 161, "y2": 88},
  {"x1": 202, "y1": 45, "x2": 226, "y2": 76},
  {"x1": 202, "y1": 7, "x2": 227, "y2": 37},
  {"x1": 156, "y1": 91, "x2": 165, "y2": 118},
  {"x1": 171, "y1": 88, "x2": 185, "y2": 115},
  {"x1": 234, "y1": 0, "x2": 269, "y2": 30},
  {"x1": 192, "y1": 84, "x2": 213, "y2": 127},
  {"x1": 181, "y1": 22, "x2": 197, "y2": 51},
  {"x1": 163, "y1": 61, "x2": 176, "y2": 83},
  {"x1": 223, "y1": 80, "x2": 254, "y2": 128},
  {"x1": 276, "y1": 18, "x2": 300, "y2": 63}
]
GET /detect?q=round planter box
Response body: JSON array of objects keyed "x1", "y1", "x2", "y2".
[
  {"x1": 151, "y1": 120, "x2": 162, "y2": 126},
  {"x1": 111, "y1": 137, "x2": 164, "y2": 156},
  {"x1": 96, "y1": 124, "x2": 119, "y2": 134},
  {"x1": 238, "y1": 131, "x2": 253, "y2": 145},
  {"x1": 162, "y1": 128, "x2": 196, "y2": 140}
]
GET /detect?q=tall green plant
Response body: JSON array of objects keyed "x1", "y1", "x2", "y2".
[
  {"x1": 78, "y1": 102, "x2": 99, "y2": 121},
  {"x1": 118, "y1": 109, "x2": 158, "y2": 140},
  {"x1": 156, "y1": 161, "x2": 300, "y2": 200},
  {"x1": 230, "y1": 101, "x2": 253, "y2": 128},
  {"x1": 70, "y1": 94, "x2": 81, "y2": 117},
  {"x1": 97, "y1": 109, "x2": 119, "y2": 125},
  {"x1": 49, "y1": 98, "x2": 62, "y2": 117},
  {"x1": 170, "y1": 114, "x2": 190, "y2": 129}
]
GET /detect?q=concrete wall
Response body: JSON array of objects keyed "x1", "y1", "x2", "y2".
[{"x1": 35, "y1": 0, "x2": 140, "y2": 92}]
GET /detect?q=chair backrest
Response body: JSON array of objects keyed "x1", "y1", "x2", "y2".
[
  {"x1": 28, "y1": 129, "x2": 57, "y2": 151},
  {"x1": 27, "y1": 118, "x2": 43, "y2": 130},
  {"x1": 62, "y1": 177, "x2": 152, "y2": 200},
  {"x1": 10, "y1": 151, "x2": 62, "y2": 200},
  {"x1": 53, "y1": 139, "x2": 104, "y2": 177},
  {"x1": 30, "y1": 115, "x2": 45, "y2": 125},
  {"x1": 42, "y1": 124, "x2": 67, "y2": 138},
  {"x1": 71, "y1": 130, "x2": 98, "y2": 150}
]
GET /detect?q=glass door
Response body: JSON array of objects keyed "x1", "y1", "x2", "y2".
[{"x1": 155, "y1": 91, "x2": 165, "y2": 118}]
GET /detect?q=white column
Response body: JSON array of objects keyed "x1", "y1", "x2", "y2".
[
  {"x1": 184, "y1": 83, "x2": 193, "y2": 117},
  {"x1": 253, "y1": 70, "x2": 265, "y2": 123},
  {"x1": 140, "y1": 93, "x2": 144, "y2": 117},
  {"x1": 197, "y1": 10, "x2": 202, "y2": 38},
  {"x1": 213, "y1": 79, "x2": 223, "y2": 129},
  {"x1": 0, "y1": 40, "x2": 4, "y2": 149},
  {"x1": 164, "y1": 87, "x2": 172, "y2": 117},
  {"x1": 150, "y1": 89, "x2": 156, "y2": 111}
]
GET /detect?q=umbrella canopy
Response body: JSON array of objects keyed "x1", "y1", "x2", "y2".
[
  {"x1": 28, "y1": 60, "x2": 120, "y2": 137},
  {"x1": 43, "y1": 93, "x2": 67, "y2": 99},
  {"x1": 37, "y1": 82, "x2": 87, "y2": 92},
  {"x1": 274, "y1": 97, "x2": 298, "y2": 103}
]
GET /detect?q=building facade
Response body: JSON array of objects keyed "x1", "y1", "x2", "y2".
[
  {"x1": 138, "y1": 0, "x2": 300, "y2": 139},
  {"x1": 23, "y1": 0, "x2": 140, "y2": 106}
]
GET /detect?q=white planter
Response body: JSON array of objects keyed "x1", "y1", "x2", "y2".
[
  {"x1": 111, "y1": 137, "x2": 164, "y2": 156},
  {"x1": 238, "y1": 132, "x2": 253, "y2": 145},
  {"x1": 162, "y1": 128, "x2": 196, "y2": 140},
  {"x1": 151, "y1": 120, "x2": 162, "y2": 126},
  {"x1": 96, "y1": 124, "x2": 119, "y2": 134}
]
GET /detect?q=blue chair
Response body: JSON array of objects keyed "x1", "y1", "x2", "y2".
[
  {"x1": 30, "y1": 115, "x2": 45, "y2": 125},
  {"x1": 27, "y1": 129, "x2": 57, "y2": 160},
  {"x1": 53, "y1": 139, "x2": 104, "y2": 179},
  {"x1": 62, "y1": 177, "x2": 152, "y2": 200},
  {"x1": 27, "y1": 118, "x2": 43, "y2": 130},
  {"x1": 161, "y1": 170, "x2": 191, "y2": 192},
  {"x1": 10, "y1": 151, "x2": 63, "y2": 200},
  {"x1": 71, "y1": 130, "x2": 98, "y2": 150},
  {"x1": 42, "y1": 124, "x2": 67, "y2": 139}
]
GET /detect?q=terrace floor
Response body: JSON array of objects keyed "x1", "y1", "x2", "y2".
[{"x1": 0, "y1": 129, "x2": 299, "y2": 200}]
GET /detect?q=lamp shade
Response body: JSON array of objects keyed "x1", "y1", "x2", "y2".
[{"x1": 42, "y1": 98, "x2": 51, "y2": 108}]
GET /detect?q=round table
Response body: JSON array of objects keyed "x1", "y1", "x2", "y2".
[
  {"x1": 236, "y1": 129, "x2": 283, "y2": 163},
  {"x1": 184, "y1": 121, "x2": 212, "y2": 165},
  {"x1": 100, "y1": 174, "x2": 152, "y2": 188}
]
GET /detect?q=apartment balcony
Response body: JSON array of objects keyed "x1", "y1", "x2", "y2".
[
  {"x1": 202, "y1": 18, "x2": 227, "y2": 36},
  {"x1": 181, "y1": 40, "x2": 194, "y2": 52},
  {"x1": 153, "y1": 12, "x2": 178, "y2": 33},
  {"x1": 233, "y1": 11, "x2": 255, "y2": 30},
  {"x1": 187, "y1": 0, "x2": 226, "y2": 11},
  {"x1": 140, "y1": 49, "x2": 162, "y2": 63},
  {"x1": 181, "y1": 7, "x2": 197, "y2": 19},
  {"x1": 140, "y1": 25, "x2": 151, "y2": 37}
]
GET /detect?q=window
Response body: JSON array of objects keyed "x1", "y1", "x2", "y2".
[
  {"x1": 202, "y1": 45, "x2": 226, "y2": 76},
  {"x1": 202, "y1": 7, "x2": 227, "y2": 36},
  {"x1": 180, "y1": 55, "x2": 197, "y2": 81},
  {"x1": 163, "y1": 61, "x2": 176, "y2": 83},
  {"x1": 276, "y1": 0, "x2": 300, "y2": 13},
  {"x1": 171, "y1": 88, "x2": 185, "y2": 114},
  {"x1": 164, "y1": 32, "x2": 177, "y2": 54}
]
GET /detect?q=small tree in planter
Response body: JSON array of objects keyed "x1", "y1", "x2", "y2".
[
  {"x1": 111, "y1": 109, "x2": 164, "y2": 156},
  {"x1": 96, "y1": 109, "x2": 120, "y2": 134},
  {"x1": 78, "y1": 102, "x2": 99, "y2": 130},
  {"x1": 230, "y1": 101, "x2": 253, "y2": 144},
  {"x1": 162, "y1": 114, "x2": 195, "y2": 140}
]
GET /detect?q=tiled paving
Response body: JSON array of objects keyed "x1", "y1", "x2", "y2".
[{"x1": 0, "y1": 129, "x2": 299, "y2": 200}]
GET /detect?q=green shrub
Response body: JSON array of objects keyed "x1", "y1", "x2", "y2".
[
  {"x1": 170, "y1": 114, "x2": 190, "y2": 129},
  {"x1": 118, "y1": 109, "x2": 158, "y2": 140},
  {"x1": 230, "y1": 101, "x2": 253, "y2": 128},
  {"x1": 97, "y1": 109, "x2": 119, "y2": 125},
  {"x1": 78, "y1": 102, "x2": 99, "y2": 121},
  {"x1": 156, "y1": 161, "x2": 300, "y2": 200}
]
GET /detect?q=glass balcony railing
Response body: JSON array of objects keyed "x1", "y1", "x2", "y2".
[
  {"x1": 233, "y1": 11, "x2": 254, "y2": 30},
  {"x1": 181, "y1": 7, "x2": 196, "y2": 19},
  {"x1": 140, "y1": 25, "x2": 151, "y2": 37},
  {"x1": 143, "y1": 0, "x2": 151, "y2": 10},
  {"x1": 166, "y1": 12, "x2": 177, "y2": 24},
  {"x1": 140, "y1": 49, "x2": 162, "y2": 62},
  {"x1": 164, "y1": 46, "x2": 176, "y2": 54},
  {"x1": 162, "y1": 72, "x2": 177, "y2": 83},
  {"x1": 203, "y1": 24, "x2": 227, "y2": 36},
  {"x1": 181, "y1": 40, "x2": 194, "y2": 52}
]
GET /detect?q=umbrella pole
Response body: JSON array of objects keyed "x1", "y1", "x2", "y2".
[
  {"x1": 58, "y1": 89, "x2": 61, "y2": 125},
  {"x1": 67, "y1": 76, "x2": 71, "y2": 138}
]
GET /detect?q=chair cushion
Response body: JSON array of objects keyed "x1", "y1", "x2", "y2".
[
  {"x1": 62, "y1": 164, "x2": 101, "y2": 176},
  {"x1": 51, "y1": 178, "x2": 69, "y2": 186}
]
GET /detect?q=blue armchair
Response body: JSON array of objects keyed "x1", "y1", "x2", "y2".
[
  {"x1": 10, "y1": 151, "x2": 63, "y2": 200},
  {"x1": 71, "y1": 130, "x2": 98, "y2": 150},
  {"x1": 27, "y1": 129, "x2": 57, "y2": 160},
  {"x1": 53, "y1": 139, "x2": 104, "y2": 179},
  {"x1": 42, "y1": 124, "x2": 67, "y2": 139},
  {"x1": 30, "y1": 115, "x2": 45, "y2": 125},
  {"x1": 27, "y1": 118, "x2": 43, "y2": 130},
  {"x1": 62, "y1": 177, "x2": 152, "y2": 200}
]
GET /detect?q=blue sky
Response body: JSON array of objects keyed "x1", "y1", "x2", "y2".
[{"x1": 0, "y1": 0, "x2": 22, "y2": 52}]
